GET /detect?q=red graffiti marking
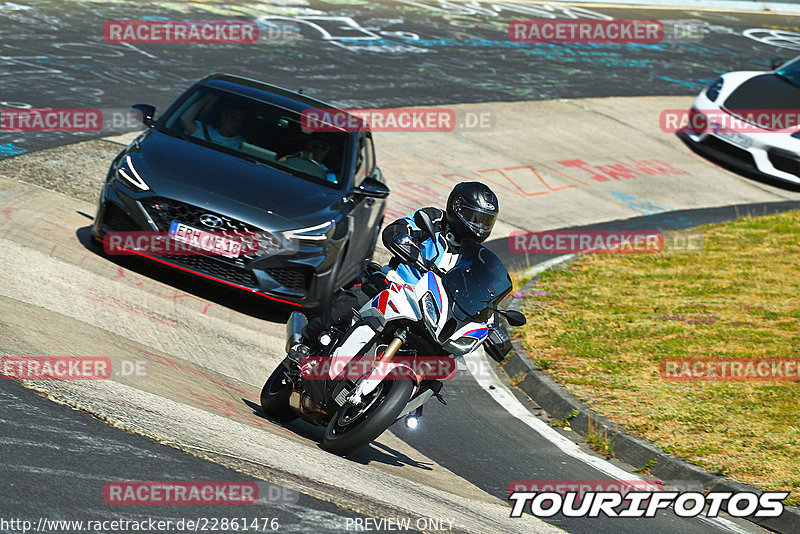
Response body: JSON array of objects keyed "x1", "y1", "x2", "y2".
[
  {"x1": 167, "y1": 293, "x2": 211, "y2": 315},
  {"x1": 386, "y1": 157, "x2": 687, "y2": 212},
  {"x1": 136, "y1": 348, "x2": 253, "y2": 397},
  {"x1": 184, "y1": 388, "x2": 266, "y2": 428},
  {"x1": 534, "y1": 161, "x2": 591, "y2": 186},
  {"x1": 558, "y1": 159, "x2": 612, "y2": 182}
]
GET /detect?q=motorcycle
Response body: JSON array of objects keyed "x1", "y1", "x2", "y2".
[{"x1": 260, "y1": 211, "x2": 526, "y2": 456}]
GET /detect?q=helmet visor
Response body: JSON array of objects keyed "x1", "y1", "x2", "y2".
[{"x1": 456, "y1": 205, "x2": 497, "y2": 238}]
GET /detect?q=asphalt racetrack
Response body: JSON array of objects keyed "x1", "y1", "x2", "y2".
[{"x1": 2, "y1": 1, "x2": 800, "y2": 534}]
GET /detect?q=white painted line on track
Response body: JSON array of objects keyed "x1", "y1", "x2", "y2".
[{"x1": 465, "y1": 349, "x2": 757, "y2": 534}]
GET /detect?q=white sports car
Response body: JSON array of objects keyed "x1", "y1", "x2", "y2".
[{"x1": 678, "y1": 55, "x2": 800, "y2": 186}]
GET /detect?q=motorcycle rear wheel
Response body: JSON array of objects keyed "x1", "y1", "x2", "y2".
[
  {"x1": 260, "y1": 361, "x2": 298, "y2": 423},
  {"x1": 322, "y1": 378, "x2": 414, "y2": 456}
]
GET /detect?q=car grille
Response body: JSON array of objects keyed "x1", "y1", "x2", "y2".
[
  {"x1": 264, "y1": 266, "x2": 311, "y2": 292},
  {"x1": 700, "y1": 136, "x2": 757, "y2": 169},
  {"x1": 104, "y1": 204, "x2": 141, "y2": 232},
  {"x1": 139, "y1": 198, "x2": 311, "y2": 292},
  {"x1": 767, "y1": 149, "x2": 800, "y2": 177},
  {"x1": 167, "y1": 255, "x2": 259, "y2": 287},
  {"x1": 141, "y1": 198, "x2": 284, "y2": 264}
]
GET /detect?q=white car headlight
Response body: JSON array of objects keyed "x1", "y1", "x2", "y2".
[
  {"x1": 116, "y1": 155, "x2": 150, "y2": 191},
  {"x1": 281, "y1": 220, "x2": 335, "y2": 243}
]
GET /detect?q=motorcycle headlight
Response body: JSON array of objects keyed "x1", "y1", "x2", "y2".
[
  {"x1": 446, "y1": 336, "x2": 479, "y2": 355},
  {"x1": 706, "y1": 77, "x2": 723, "y2": 102},
  {"x1": 421, "y1": 292, "x2": 440, "y2": 326},
  {"x1": 116, "y1": 155, "x2": 150, "y2": 191},
  {"x1": 282, "y1": 220, "x2": 334, "y2": 243}
]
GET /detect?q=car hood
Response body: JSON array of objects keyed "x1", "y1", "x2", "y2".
[
  {"x1": 723, "y1": 73, "x2": 800, "y2": 127},
  {"x1": 126, "y1": 130, "x2": 345, "y2": 231}
]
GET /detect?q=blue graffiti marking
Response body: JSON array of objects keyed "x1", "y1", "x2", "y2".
[{"x1": 0, "y1": 143, "x2": 28, "y2": 158}]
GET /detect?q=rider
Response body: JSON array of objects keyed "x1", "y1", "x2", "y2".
[{"x1": 287, "y1": 182, "x2": 499, "y2": 366}]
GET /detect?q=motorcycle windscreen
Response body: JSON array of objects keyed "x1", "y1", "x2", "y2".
[{"x1": 441, "y1": 239, "x2": 512, "y2": 322}]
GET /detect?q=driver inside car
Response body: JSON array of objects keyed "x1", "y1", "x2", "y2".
[
  {"x1": 277, "y1": 136, "x2": 338, "y2": 183},
  {"x1": 287, "y1": 182, "x2": 500, "y2": 368},
  {"x1": 180, "y1": 93, "x2": 246, "y2": 149}
]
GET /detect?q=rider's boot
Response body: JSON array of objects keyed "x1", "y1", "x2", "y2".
[{"x1": 283, "y1": 343, "x2": 310, "y2": 378}]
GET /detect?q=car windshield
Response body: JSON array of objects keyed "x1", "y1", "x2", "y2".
[
  {"x1": 158, "y1": 86, "x2": 348, "y2": 186},
  {"x1": 441, "y1": 239, "x2": 512, "y2": 322},
  {"x1": 776, "y1": 57, "x2": 800, "y2": 87}
]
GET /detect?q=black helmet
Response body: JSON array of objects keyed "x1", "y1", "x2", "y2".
[{"x1": 446, "y1": 182, "x2": 499, "y2": 243}]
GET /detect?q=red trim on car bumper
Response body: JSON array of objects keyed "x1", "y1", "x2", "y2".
[{"x1": 111, "y1": 246, "x2": 303, "y2": 307}]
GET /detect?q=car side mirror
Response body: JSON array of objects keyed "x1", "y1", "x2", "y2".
[
  {"x1": 353, "y1": 177, "x2": 390, "y2": 199},
  {"x1": 131, "y1": 104, "x2": 156, "y2": 127},
  {"x1": 413, "y1": 210, "x2": 437, "y2": 241},
  {"x1": 498, "y1": 310, "x2": 526, "y2": 326},
  {"x1": 771, "y1": 57, "x2": 787, "y2": 70}
]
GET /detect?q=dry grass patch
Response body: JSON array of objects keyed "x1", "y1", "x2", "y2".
[{"x1": 514, "y1": 211, "x2": 800, "y2": 504}]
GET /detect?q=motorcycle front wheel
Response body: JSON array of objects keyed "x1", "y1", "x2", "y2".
[
  {"x1": 260, "y1": 360, "x2": 299, "y2": 423},
  {"x1": 323, "y1": 378, "x2": 414, "y2": 456}
]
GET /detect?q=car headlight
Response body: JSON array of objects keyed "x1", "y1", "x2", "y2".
[
  {"x1": 421, "y1": 292, "x2": 440, "y2": 326},
  {"x1": 281, "y1": 220, "x2": 335, "y2": 243},
  {"x1": 446, "y1": 336, "x2": 479, "y2": 355},
  {"x1": 706, "y1": 77, "x2": 723, "y2": 102},
  {"x1": 791, "y1": 131, "x2": 800, "y2": 140},
  {"x1": 116, "y1": 155, "x2": 150, "y2": 191}
]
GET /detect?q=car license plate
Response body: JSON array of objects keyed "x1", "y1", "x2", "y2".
[
  {"x1": 712, "y1": 127, "x2": 752, "y2": 150},
  {"x1": 168, "y1": 221, "x2": 241, "y2": 258}
]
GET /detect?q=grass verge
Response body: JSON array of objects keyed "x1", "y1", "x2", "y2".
[{"x1": 514, "y1": 210, "x2": 800, "y2": 505}]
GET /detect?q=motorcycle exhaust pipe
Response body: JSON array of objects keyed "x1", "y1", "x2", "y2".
[{"x1": 285, "y1": 311, "x2": 308, "y2": 353}]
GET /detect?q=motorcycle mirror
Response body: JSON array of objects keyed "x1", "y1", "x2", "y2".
[
  {"x1": 499, "y1": 310, "x2": 527, "y2": 326},
  {"x1": 413, "y1": 210, "x2": 437, "y2": 240}
]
